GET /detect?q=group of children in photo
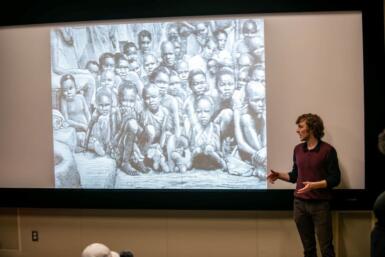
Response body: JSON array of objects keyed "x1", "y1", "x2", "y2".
[{"x1": 51, "y1": 18, "x2": 266, "y2": 182}]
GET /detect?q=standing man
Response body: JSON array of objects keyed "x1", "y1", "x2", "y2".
[{"x1": 268, "y1": 113, "x2": 341, "y2": 257}]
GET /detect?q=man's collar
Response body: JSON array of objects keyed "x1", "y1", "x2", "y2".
[{"x1": 302, "y1": 140, "x2": 322, "y2": 152}]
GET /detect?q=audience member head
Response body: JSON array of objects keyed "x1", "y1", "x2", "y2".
[
  {"x1": 374, "y1": 191, "x2": 385, "y2": 226},
  {"x1": 119, "y1": 250, "x2": 134, "y2": 257},
  {"x1": 81, "y1": 243, "x2": 111, "y2": 257},
  {"x1": 110, "y1": 251, "x2": 119, "y2": 257}
]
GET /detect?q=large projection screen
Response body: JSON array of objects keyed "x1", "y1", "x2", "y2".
[{"x1": 0, "y1": 12, "x2": 364, "y2": 190}]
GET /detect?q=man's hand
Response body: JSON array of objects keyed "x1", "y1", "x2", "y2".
[
  {"x1": 267, "y1": 170, "x2": 280, "y2": 184},
  {"x1": 297, "y1": 182, "x2": 313, "y2": 194},
  {"x1": 297, "y1": 180, "x2": 328, "y2": 194}
]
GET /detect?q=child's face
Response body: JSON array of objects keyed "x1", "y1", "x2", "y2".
[
  {"x1": 203, "y1": 40, "x2": 216, "y2": 59},
  {"x1": 238, "y1": 55, "x2": 253, "y2": 70},
  {"x1": 87, "y1": 63, "x2": 99, "y2": 76},
  {"x1": 161, "y1": 43, "x2": 176, "y2": 67},
  {"x1": 144, "y1": 87, "x2": 161, "y2": 112},
  {"x1": 190, "y1": 74, "x2": 208, "y2": 96},
  {"x1": 97, "y1": 95, "x2": 112, "y2": 116},
  {"x1": 247, "y1": 84, "x2": 265, "y2": 116},
  {"x1": 100, "y1": 71, "x2": 115, "y2": 89},
  {"x1": 196, "y1": 99, "x2": 213, "y2": 127},
  {"x1": 251, "y1": 69, "x2": 265, "y2": 84},
  {"x1": 167, "y1": 27, "x2": 179, "y2": 42},
  {"x1": 126, "y1": 46, "x2": 137, "y2": 57},
  {"x1": 153, "y1": 72, "x2": 169, "y2": 96},
  {"x1": 139, "y1": 36, "x2": 151, "y2": 53},
  {"x1": 119, "y1": 88, "x2": 137, "y2": 114},
  {"x1": 116, "y1": 59, "x2": 130, "y2": 77},
  {"x1": 173, "y1": 41, "x2": 182, "y2": 58},
  {"x1": 144, "y1": 55, "x2": 157, "y2": 75},
  {"x1": 217, "y1": 73, "x2": 235, "y2": 100},
  {"x1": 207, "y1": 60, "x2": 217, "y2": 76},
  {"x1": 61, "y1": 79, "x2": 77, "y2": 101},
  {"x1": 216, "y1": 32, "x2": 227, "y2": 51},
  {"x1": 237, "y1": 70, "x2": 249, "y2": 90},
  {"x1": 169, "y1": 75, "x2": 182, "y2": 96},
  {"x1": 102, "y1": 57, "x2": 115, "y2": 71},
  {"x1": 128, "y1": 60, "x2": 141, "y2": 76},
  {"x1": 196, "y1": 23, "x2": 208, "y2": 38},
  {"x1": 176, "y1": 62, "x2": 189, "y2": 81}
]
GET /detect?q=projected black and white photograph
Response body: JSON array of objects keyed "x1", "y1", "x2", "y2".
[{"x1": 50, "y1": 18, "x2": 266, "y2": 189}]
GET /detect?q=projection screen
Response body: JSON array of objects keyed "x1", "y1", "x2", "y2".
[{"x1": 0, "y1": 12, "x2": 365, "y2": 190}]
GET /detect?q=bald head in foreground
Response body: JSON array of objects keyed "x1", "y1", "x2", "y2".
[{"x1": 81, "y1": 243, "x2": 112, "y2": 257}]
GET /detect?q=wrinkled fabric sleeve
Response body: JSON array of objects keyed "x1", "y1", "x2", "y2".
[
  {"x1": 325, "y1": 147, "x2": 341, "y2": 188},
  {"x1": 288, "y1": 152, "x2": 298, "y2": 184}
]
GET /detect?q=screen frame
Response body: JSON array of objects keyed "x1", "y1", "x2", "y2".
[{"x1": 0, "y1": 0, "x2": 384, "y2": 210}]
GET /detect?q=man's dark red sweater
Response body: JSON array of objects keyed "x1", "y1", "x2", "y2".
[{"x1": 288, "y1": 141, "x2": 341, "y2": 200}]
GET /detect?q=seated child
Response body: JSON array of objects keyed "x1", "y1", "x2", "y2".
[
  {"x1": 59, "y1": 74, "x2": 91, "y2": 149},
  {"x1": 170, "y1": 135, "x2": 192, "y2": 173},
  {"x1": 97, "y1": 70, "x2": 120, "y2": 108},
  {"x1": 183, "y1": 69, "x2": 210, "y2": 135},
  {"x1": 149, "y1": 66, "x2": 181, "y2": 138},
  {"x1": 86, "y1": 89, "x2": 117, "y2": 156},
  {"x1": 114, "y1": 81, "x2": 147, "y2": 175},
  {"x1": 190, "y1": 96, "x2": 227, "y2": 171},
  {"x1": 234, "y1": 81, "x2": 266, "y2": 176},
  {"x1": 139, "y1": 84, "x2": 172, "y2": 172}
]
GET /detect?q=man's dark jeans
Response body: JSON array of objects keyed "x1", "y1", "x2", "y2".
[{"x1": 294, "y1": 198, "x2": 335, "y2": 257}]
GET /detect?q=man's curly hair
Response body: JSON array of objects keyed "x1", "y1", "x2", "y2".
[{"x1": 296, "y1": 113, "x2": 325, "y2": 139}]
